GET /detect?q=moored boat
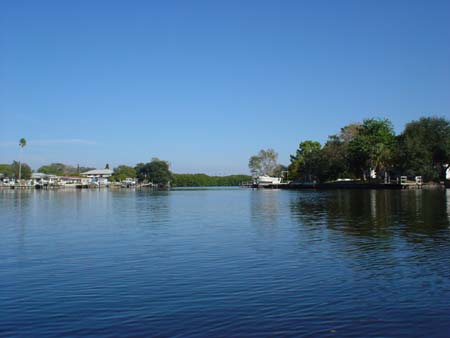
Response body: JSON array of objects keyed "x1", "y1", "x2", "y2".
[{"x1": 254, "y1": 175, "x2": 282, "y2": 185}]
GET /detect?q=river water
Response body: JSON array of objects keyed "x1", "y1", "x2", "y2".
[{"x1": 1, "y1": 188, "x2": 450, "y2": 337}]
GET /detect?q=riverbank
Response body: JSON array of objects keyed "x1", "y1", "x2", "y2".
[
  {"x1": 0, "y1": 182, "x2": 156, "y2": 190},
  {"x1": 2, "y1": 180, "x2": 448, "y2": 190},
  {"x1": 247, "y1": 181, "x2": 447, "y2": 190}
]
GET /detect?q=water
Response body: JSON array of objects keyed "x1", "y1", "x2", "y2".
[{"x1": 1, "y1": 188, "x2": 450, "y2": 337}]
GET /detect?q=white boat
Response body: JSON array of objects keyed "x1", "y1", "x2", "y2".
[{"x1": 254, "y1": 175, "x2": 282, "y2": 185}]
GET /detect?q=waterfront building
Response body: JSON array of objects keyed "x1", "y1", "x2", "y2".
[
  {"x1": 80, "y1": 169, "x2": 113, "y2": 178},
  {"x1": 81, "y1": 169, "x2": 113, "y2": 185},
  {"x1": 31, "y1": 173, "x2": 58, "y2": 185},
  {"x1": 58, "y1": 176, "x2": 91, "y2": 187}
]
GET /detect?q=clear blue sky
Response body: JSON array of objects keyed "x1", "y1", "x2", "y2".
[{"x1": 1, "y1": 0, "x2": 449, "y2": 174}]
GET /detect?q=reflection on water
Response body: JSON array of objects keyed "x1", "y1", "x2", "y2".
[
  {"x1": 290, "y1": 189, "x2": 450, "y2": 238},
  {"x1": 1, "y1": 188, "x2": 450, "y2": 337},
  {"x1": 250, "y1": 189, "x2": 280, "y2": 230},
  {"x1": 447, "y1": 190, "x2": 450, "y2": 223},
  {"x1": 289, "y1": 189, "x2": 450, "y2": 294},
  {"x1": 110, "y1": 190, "x2": 171, "y2": 227}
]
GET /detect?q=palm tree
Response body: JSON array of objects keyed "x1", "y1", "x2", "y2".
[{"x1": 18, "y1": 138, "x2": 27, "y2": 181}]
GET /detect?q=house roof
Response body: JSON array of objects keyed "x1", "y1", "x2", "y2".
[
  {"x1": 81, "y1": 169, "x2": 113, "y2": 176},
  {"x1": 31, "y1": 173, "x2": 57, "y2": 179}
]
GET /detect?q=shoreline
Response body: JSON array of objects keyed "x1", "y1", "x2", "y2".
[
  {"x1": 1, "y1": 182, "x2": 448, "y2": 191},
  {"x1": 245, "y1": 181, "x2": 448, "y2": 190}
]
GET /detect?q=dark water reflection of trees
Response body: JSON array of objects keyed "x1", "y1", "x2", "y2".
[
  {"x1": 289, "y1": 190, "x2": 450, "y2": 282},
  {"x1": 290, "y1": 189, "x2": 450, "y2": 241}
]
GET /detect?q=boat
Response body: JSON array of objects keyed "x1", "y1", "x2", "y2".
[{"x1": 254, "y1": 175, "x2": 282, "y2": 186}]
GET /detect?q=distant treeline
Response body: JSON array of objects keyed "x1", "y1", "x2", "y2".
[
  {"x1": 35, "y1": 160, "x2": 251, "y2": 186},
  {"x1": 1, "y1": 157, "x2": 250, "y2": 187},
  {"x1": 172, "y1": 173, "x2": 251, "y2": 187}
]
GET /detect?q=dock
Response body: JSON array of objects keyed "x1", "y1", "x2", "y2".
[
  {"x1": 247, "y1": 182, "x2": 428, "y2": 190},
  {"x1": 242, "y1": 176, "x2": 447, "y2": 190}
]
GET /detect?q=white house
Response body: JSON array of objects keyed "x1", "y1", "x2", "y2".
[
  {"x1": 31, "y1": 173, "x2": 58, "y2": 185},
  {"x1": 81, "y1": 169, "x2": 113, "y2": 178},
  {"x1": 81, "y1": 169, "x2": 113, "y2": 185},
  {"x1": 58, "y1": 176, "x2": 91, "y2": 187}
]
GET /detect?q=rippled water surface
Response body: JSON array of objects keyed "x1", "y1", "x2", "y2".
[{"x1": 1, "y1": 188, "x2": 450, "y2": 337}]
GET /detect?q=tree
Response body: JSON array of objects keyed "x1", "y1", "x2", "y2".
[
  {"x1": 248, "y1": 149, "x2": 279, "y2": 176},
  {"x1": 397, "y1": 117, "x2": 450, "y2": 181},
  {"x1": 171, "y1": 174, "x2": 252, "y2": 187},
  {"x1": 111, "y1": 165, "x2": 136, "y2": 182},
  {"x1": 0, "y1": 164, "x2": 14, "y2": 178},
  {"x1": 348, "y1": 118, "x2": 396, "y2": 179},
  {"x1": 135, "y1": 162, "x2": 146, "y2": 180},
  {"x1": 18, "y1": 137, "x2": 27, "y2": 180},
  {"x1": 272, "y1": 164, "x2": 288, "y2": 178},
  {"x1": 321, "y1": 135, "x2": 350, "y2": 181},
  {"x1": 339, "y1": 123, "x2": 361, "y2": 143},
  {"x1": 38, "y1": 163, "x2": 67, "y2": 176},
  {"x1": 38, "y1": 163, "x2": 94, "y2": 176},
  {"x1": 289, "y1": 141, "x2": 323, "y2": 181},
  {"x1": 105, "y1": 163, "x2": 110, "y2": 169},
  {"x1": 11, "y1": 161, "x2": 31, "y2": 180},
  {"x1": 319, "y1": 123, "x2": 361, "y2": 181},
  {"x1": 248, "y1": 155, "x2": 262, "y2": 177},
  {"x1": 135, "y1": 158, "x2": 172, "y2": 186}
]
